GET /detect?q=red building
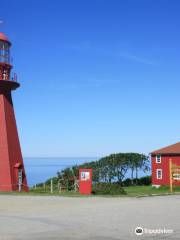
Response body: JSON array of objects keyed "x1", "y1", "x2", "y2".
[
  {"x1": 0, "y1": 32, "x2": 28, "y2": 191},
  {"x1": 151, "y1": 142, "x2": 180, "y2": 187}
]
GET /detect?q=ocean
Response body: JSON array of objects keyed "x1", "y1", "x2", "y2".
[{"x1": 24, "y1": 157, "x2": 97, "y2": 186}]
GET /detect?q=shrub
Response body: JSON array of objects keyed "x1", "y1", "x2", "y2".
[
  {"x1": 138, "y1": 176, "x2": 151, "y2": 185},
  {"x1": 92, "y1": 182, "x2": 126, "y2": 195},
  {"x1": 122, "y1": 178, "x2": 132, "y2": 186},
  {"x1": 122, "y1": 176, "x2": 151, "y2": 186}
]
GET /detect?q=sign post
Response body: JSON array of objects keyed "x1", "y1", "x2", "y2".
[
  {"x1": 169, "y1": 159, "x2": 180, "y2": 193},
  {"x1": 18, "y1": 169, "x2": 22, "y2": 192},
  {"x1": 79, "y1": 169, "x2": 92, "y2": 195},
  {"x1": 169, "y1": 159, "x2": 173, "y2": 193}
]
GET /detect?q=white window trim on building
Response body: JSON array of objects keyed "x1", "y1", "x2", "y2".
[
  {"x1": 156, "y1": 154, "x2": 161, "y2": 163},
  {"x1": 156, "y1": 169, "x2": 162, "y2": 179}
]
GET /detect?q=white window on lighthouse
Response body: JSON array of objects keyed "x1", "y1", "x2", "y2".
[
  {"x1": 156, "y1": 169, "x2": 162, "y2": 179},
  {"x1": 156, "y1": 154, "x2": 161, "y2": 163}
]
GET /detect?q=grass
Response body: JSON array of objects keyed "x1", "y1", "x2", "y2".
[
  {"x1": 0, "y1": 189, "x2": 82, "y2": 197},
  {"x1": 124, "y1": 185, "x2": 180, "y2": 197},
  {"x1": 29, "y1": 188, "x2": 82, "y2": 197},
  {"x1": 1, "y1": 185, "x2": 180, "y2": 197}
]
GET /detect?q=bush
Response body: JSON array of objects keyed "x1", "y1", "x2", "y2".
[
  {"x1": 122, "y1": 176, "x2": 152, "y2": 186},
  {"x1": 122, "y1": 178, "x2": 132, "y2": 187},
  {"x1": 138, "y1": 176, "x2": 151, "y2": 185},
  {"x1": 92, "y1": 182, "x2": 126, "y2": 195}
]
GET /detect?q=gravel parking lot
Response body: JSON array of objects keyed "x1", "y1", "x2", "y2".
[{"x1": 0, "y1": 194, "x2": 179, "y2": 240}]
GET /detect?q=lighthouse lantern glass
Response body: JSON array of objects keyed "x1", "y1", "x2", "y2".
[{"x1": 0, "y1": 40, "x2": 10, "y2": 64}]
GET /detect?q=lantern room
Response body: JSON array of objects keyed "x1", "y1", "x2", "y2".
[
  {"x1": 0, "y1": 33, "x2": 11, "y2": 64},
  {"x1": 0, "y1": 32, "x2": 13, "y2": 81}
]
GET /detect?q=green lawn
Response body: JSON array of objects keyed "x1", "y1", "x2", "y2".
[
  {"x1": 0, "y1": 185, "x2": 180, "y2": 197},
  {"x1": 18, "y1": 185, "x2": 180, "y2": 197},
  {"x1": 124, "y1": 185, "x2": 180, "y2": 197}
]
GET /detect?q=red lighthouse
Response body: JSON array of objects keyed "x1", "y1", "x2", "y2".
[{"x1": 0, "y1": 32, "x2": 28, "y2": 191}]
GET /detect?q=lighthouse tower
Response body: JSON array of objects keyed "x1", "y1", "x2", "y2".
[{"x1": 0, "y1": 32, "x2": 28, "y2": 191}]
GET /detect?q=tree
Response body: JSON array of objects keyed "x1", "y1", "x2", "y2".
[
  {"x1": 129, "y1": 153, "x2": 150, "y2": 185},
  {"x1": 54, "y1": 153, "x2": 150, "y2": 187}
]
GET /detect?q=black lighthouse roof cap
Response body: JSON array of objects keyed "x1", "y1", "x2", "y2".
[{"x1": 151, "y1": 142, "x2": 180, "y2": 155}]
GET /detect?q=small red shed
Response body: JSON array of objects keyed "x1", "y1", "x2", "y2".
[{"x1": 151, "y1": 142, "x2": 180, "y2": 187}]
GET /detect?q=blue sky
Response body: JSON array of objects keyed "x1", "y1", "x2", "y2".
[{"x1": 1, "y1": 0, "x2": 180, "y2": 157}]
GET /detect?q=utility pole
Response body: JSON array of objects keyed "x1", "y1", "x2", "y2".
[
  {"x1": 50, "y1": 179, "x2": 53, "y2": 194},
  {"x1": 43, "y1": 183, "x2": 46, "y2": 192},
  {"x1": 169, "y1": 159, "x2": 173, "y2": 193}
]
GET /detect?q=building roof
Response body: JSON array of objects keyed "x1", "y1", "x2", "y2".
[
  {"x1": 151, "y1": 142, "x2": 180, "y2": 155},
  {"x1": 0, "y1": 32, "x2": 11, "y2": 44}
]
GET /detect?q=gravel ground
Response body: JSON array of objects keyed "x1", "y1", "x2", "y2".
[{"x1": 0, "y1": 194, "x2": 179, "y2": 240}]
